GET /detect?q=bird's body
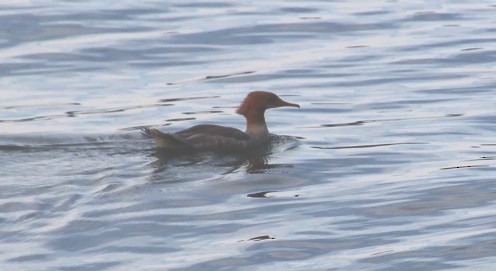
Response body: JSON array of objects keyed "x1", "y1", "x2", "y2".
[
  {"x1": 143, "y1": 91, "x2": 299, "y2": 153},
  {"x1": 144, "y1": 124, "x2": 257, "y2": 153}
]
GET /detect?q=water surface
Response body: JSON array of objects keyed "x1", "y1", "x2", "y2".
[{"x1": 1, "y1": 1, "x2": 496, "y2": 270}]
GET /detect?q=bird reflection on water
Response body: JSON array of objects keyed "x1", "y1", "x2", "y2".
[{"x1": 147, "y1": 135, "x2": 299, "y2": 179}]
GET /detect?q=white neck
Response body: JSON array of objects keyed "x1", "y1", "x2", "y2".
[{"x1": 246, "y1": 123, "x2": 269, "y2": 138}]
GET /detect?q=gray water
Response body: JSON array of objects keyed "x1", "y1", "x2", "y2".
[{"x1": 1, "y1": 1, "x2": 496, "y2": 270}]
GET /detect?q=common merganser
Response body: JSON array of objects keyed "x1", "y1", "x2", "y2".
[{"x1": 143, "y1": 91, "x2": 300, "y2": 153}]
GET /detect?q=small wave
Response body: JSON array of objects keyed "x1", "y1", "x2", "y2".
[{"x1": 0, "y1": 131, "x2": 145, "y2": 151}]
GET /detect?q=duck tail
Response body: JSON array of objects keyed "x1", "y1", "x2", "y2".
[{"x1": 142, "y1": 128, "x2": 195, "y2": 152}]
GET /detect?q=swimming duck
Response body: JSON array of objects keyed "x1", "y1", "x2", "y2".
[{"x1": 143, "y1": 91, "x2": 299, "y2": 153}]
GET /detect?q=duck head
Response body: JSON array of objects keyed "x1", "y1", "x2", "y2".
[
  {"x1": 236, "y1": 91, "x2": 299, "y2": 138},
  {"x1": 236, "y1": 91, "x2": 300, "y2": 116}
]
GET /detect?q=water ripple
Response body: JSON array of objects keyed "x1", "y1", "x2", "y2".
[{"x1": 1, "y1": 1, "x2": 496, "y2": 270}]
